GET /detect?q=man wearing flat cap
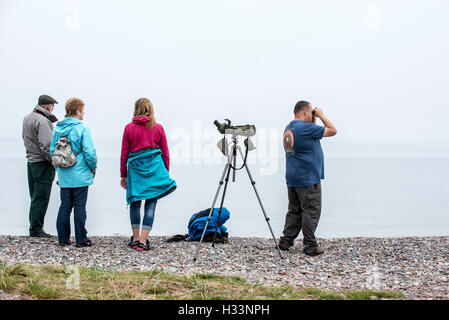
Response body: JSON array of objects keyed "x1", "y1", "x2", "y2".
[{"x1": 22, "y1": 95, "x2": 59, "y2": 237}]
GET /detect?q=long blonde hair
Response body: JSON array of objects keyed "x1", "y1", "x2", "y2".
[{"x1": 133, "y1": 98, "x2": 156, "y2": 129}]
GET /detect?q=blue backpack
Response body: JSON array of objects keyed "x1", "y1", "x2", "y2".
[{"x1": 188, "y1": 207, "x2": 230, "y2": 241}]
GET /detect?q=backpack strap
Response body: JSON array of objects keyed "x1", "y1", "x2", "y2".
[
  {"x1": 75, "y1": 146, "x2": 83, "y2": 156},
  {"x1": 64, "y1": 124, "x2": 84, "y2": 155}
]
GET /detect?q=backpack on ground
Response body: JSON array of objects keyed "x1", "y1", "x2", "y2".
[
  {"x1": 188, "y1": 207, "x2": 230, "y2": 243},
  {"x1": 165, "y1": 207, "x2": 230, "y2": 243}
]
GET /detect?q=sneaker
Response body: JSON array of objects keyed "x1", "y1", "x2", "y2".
[
  {"x1": 304, "y1": 247, "x2": 324, "y2": 256},
  {"x1": 128, "y1": 236, "x2": 139, "y2": 248},
  {"x1": 134, "y1": 240, "x2": 150, "y2": 252},
  {"x1": 75, "y1": 239, "x2": 93, "y2": 248}
]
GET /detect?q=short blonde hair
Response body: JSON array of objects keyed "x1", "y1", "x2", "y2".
[
  {"x1": 65, "y1": 98, "x2": 85, "y2": 117},
  {"x1": 133, "y1": 98, "x2": 156, "y2": 129}
]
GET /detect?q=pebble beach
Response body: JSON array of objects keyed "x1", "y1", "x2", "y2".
[{"x1": 1, "y1": 235, "x2": 448, "y2": 300}]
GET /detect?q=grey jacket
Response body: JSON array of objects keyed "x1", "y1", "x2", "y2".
[{"x1": 22, "y1": 105, "x2": 58, "y2": 163}]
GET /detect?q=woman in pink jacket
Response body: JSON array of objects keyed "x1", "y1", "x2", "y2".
[{"x1": 120, "y1": 98, "x2": 175, "y2": 251}]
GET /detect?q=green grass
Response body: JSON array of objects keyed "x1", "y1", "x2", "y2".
[
  {"x1": 344, "y1": 289, "x2": 404, "y2": 300},
  {"x1": 24, "y1": 281, "x2": 61, "y2": 299},
  {"x1": 0, "y1": 263, "x2": 404, "y2": 300}
]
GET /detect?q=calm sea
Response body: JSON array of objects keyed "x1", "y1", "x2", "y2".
[{"x1": 1, "y1": 139, "x2": 448, "y2": 238}]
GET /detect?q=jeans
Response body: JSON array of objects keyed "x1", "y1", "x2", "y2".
[
  {"x1": 56, "y1": 187, "x2": 89, "y2": 244},
  {"x1": 27, "y1": 161, "x2": 55, "y2": 235},
  {"x1": 130, "y1": 199, "x2": 157, "y2": 231}
]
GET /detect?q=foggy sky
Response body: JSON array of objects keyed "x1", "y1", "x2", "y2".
[{"x1": 1, "y1": 0, "x2": 449, "y2": 142}]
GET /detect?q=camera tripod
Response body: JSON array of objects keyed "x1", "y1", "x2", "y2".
[{"x1": 193, "y1": 135, "x2": 284, "y2": 261}]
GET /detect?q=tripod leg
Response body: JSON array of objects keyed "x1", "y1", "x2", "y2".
[
  {"x1": 232, "y1": 148, "x2": 236, "y2": 182},
  {"x1": 193, "y1": 156, "x2": 232, "y2": 263},
  {"x1": 237, "y1": 147, "x2": 284, "y2": 259},
  {"x1": 199, "y1": 162, "x2": 229, "y2": 244},
  {"x1": 211, "y1": 157, "x2": 233, "y2": 247}
]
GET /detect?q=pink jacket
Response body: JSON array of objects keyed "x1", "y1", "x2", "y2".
[{"x1": 120, "y1": 115, "x2": 170, "y2": 178}]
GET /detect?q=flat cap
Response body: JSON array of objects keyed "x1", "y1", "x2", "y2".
[{"x1": 38, "y1": 95, "x2": 58, "y2": 105}]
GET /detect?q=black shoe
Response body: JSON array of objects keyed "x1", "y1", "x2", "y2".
[
  {"x1": 278, "y1": 241, "x2": 292, "y2": 251},
  {"x1": 75, "y1": 239, "x2": 93, "y2": 248},
  {"x1": 128, "y1": 236, "x2": 139, "y2": 248},
  {"x1": 304, "y1": 247, "x2": 324, "y2": 256},
  {"x1": 134, "y1": 239, "x2": 150, "y2": 252},
  {"x1": 58, "y1": 241, "x2": 71, "y2": 247},
  {"x1": 30, "y1": 231, "x2": 54, "y2": 238}
]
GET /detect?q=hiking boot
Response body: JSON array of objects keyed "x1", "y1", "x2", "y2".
[
  {"x1": 127, "y1": 236, "x2": 139, "y2": 248},
  {"x1": 75, "y1": 239, "x2": 93, "y2": 248},
  {"x1": 134, "y1": 240, "x2": 150, "y2": 252},
  {"x1": 304, "y1": 247, "x2": 324, "y2": 256},
  {"x1": 30, "y1": 231, "x2": 54, "y2": 238},
  {"x1": 278, "y1": 241, "x2": 292, "y2": 251}
]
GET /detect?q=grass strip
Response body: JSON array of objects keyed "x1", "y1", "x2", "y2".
[{"x1": 0, "y1": 263, "x2": 404, "y2": 300}]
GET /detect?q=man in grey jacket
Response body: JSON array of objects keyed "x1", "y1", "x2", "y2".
[{"x1": 22, "y1": 95, "x2": 59, "y2": 237}]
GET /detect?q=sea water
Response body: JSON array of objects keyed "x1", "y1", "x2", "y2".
[{"x1": 1, "y1": 139, "x2": 448, "y2": 238}]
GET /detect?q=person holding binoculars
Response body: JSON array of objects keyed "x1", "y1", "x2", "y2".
[{"x1": 280, "y1": 100, "x2": 337, "y2": 256}]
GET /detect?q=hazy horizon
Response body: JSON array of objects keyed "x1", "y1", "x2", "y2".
[{"x1": 1, "y1": 0, "x2": 449, "y2": 143}]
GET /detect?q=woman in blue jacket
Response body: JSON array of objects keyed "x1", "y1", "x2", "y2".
[{"x1": 50, "y1": 98, "x2": 97, "y2": 247}]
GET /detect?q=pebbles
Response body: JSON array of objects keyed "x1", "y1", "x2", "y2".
[{"x1": 0, "y1": 235, "x2": 448, "y2": 299}]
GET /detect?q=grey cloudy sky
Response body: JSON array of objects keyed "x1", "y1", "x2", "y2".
[{"x1": 1, "y1": 0, "x2": 448, "y2": 142}]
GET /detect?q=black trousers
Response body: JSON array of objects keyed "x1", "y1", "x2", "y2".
[
  {"x1": 280, "y1": 183, "x2": 322, "y2": 253},
  {"x1": 27, "y1": 161, "x2": 55, "y2": 236}
]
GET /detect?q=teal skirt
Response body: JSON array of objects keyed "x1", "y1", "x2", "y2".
[{"x1": 126, "y1": 148, "x2": 176, "y2": 204}]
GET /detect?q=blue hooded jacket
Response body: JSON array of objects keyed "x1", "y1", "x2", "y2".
[{"x1": 50, "y1": 117, "x2": 97, "y2": 188}]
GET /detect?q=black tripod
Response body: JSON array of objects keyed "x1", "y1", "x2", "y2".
[{"x1": 193, "y1": 135, "x2": 283, "y2": 261}]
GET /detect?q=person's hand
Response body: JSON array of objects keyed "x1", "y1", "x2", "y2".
[
  {"x1": 92, "y1": 169, "x2": 96, "y2": 176},
  {"x1": 313, "y1": 107, "x2": 324, "y2": 119},
  {"x1": 120, "y1": 178, "x2": 127, "y2": 189}
]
